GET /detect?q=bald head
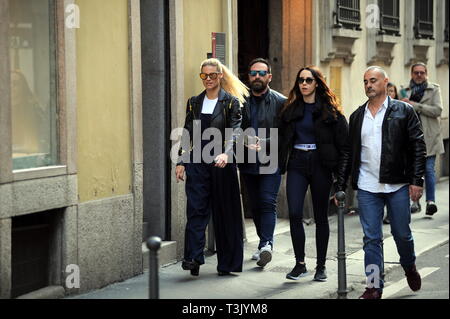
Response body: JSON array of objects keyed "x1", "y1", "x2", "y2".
[
  {"x1": 364, "y1": 66, "x2": 389, "y2": 100},
  {"x1": 365, "y1": 66, "x2": 388, "y2": 79}
]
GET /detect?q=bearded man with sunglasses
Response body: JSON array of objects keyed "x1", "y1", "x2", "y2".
[{"x1": 238, "y1": 58, "x2": 286, "y2": 268}]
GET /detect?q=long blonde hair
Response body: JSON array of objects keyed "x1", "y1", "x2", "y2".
[{"x1": 200, "y1": 58, "x2": 249, "y2": 104}]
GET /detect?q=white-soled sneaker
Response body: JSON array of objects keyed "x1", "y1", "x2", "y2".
[
  {"x1": 286, "y1": 263, "x2": 308, "y2": 280},
  {"x1": 251, "y1": 249, "x2": 260, "y2": 260},
  {"x1": 256, "y1": 243, "x2": 272, "y2": 267}
]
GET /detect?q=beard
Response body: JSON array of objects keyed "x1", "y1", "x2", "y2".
[{"x1": 250, "y1": 80, "x2": 268, "y2": 93}]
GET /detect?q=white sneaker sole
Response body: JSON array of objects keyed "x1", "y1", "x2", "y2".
[
  {"x1": 286, "y1": 272, "x2": 308, "y2": 280},
  {"x1": 256, "y1": 250, "x2": 272, "y2": 267}
]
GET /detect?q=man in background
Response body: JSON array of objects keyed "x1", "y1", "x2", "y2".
[{"x1": 401, "y1": 62, "x2": 445, "y2": 216}]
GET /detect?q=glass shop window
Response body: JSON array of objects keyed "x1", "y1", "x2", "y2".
[{"x1": 10, "y1": 0, "x2": 58, "y2": 170}]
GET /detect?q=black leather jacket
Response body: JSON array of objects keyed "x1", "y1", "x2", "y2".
[
  {"x1": 238, "y1": 89, "x2": 286, "y2": 170},
  {"x1": 347, "y1": 97, "x2": 426, "y2": 190},
  {"x1": 177, "y1": 89, "x2": 242, "y2": 165},
  {"x1": 241, "y1": 89, "x2": 286, "y2": 131},
  {"x1": 278, "y1": 100, "x2": 350, "y2": 192}
]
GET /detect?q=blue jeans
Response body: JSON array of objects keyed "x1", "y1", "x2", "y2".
[
  {"x1": 357, "y1": 185, "x2": 416, "y2": 290},
  {"x1": 241, "y1": 172, "x2": 282, "y2": 249},
  {"x1": 425, "y1": 156, "x2": 436, "y2": 202}
]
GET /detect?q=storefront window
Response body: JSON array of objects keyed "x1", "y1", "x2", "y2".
[{"x1": 10, "y1": 0, "x2": 58, "y2": 170}]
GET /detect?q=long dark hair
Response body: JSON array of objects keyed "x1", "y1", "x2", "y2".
[
  {"x1": 387, "y1": 82, "x2": 399, "y2": 99},
  {"x1": 281, "y1": 66, "x2": 342, "y2": 119}
]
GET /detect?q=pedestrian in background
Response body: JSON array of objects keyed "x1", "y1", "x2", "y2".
[
  {"x1": 400, "y1": 62, "x2": 445, "y2": 216},
  {"x1": 387, "y1": 82, "x2": 399, "y2": 100},
  {"x1": 278, "y1": 66, "x2": 350, "y2": 282},
  {"x1": 382, "y1": 81, "x2": 399, "y2": 225},
  {"x1": 175, "y1": 58, "x2": 248, "y2": 276},
  {"x1": 346, "y1": 66, "x2": 426, "y2": 299},
  {"x1": 238, "y1": 58, "x2": 286, "y2": 268}
]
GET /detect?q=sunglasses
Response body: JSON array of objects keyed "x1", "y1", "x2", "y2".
[
  {"x1": 413, "y1": 71, "x2": 426, "y2": 76},
  {"x1": 248, "y1": 70, "x2": 269, "y2": 77},
  {"x1": 200, "y1": 72, "x2": 220, "y2": 80},
  {"x1": 298, "y1": 77, "x2": 315, "y2": 84}
]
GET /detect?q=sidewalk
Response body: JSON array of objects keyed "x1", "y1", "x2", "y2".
[{"x1": 69, "y1": 179, "x2": 449, "y2": 299}]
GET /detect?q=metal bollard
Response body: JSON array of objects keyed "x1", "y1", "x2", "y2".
[
  {"x1": 336, "y1": 191, "x2": 348, "y2": 299},
  {"x1": 146, "y1": 236, "x2": 162, "y2": 299}
]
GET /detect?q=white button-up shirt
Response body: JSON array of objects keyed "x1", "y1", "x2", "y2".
[{"x1": 358, "y1": 97, "x2": 407, "y2": 193}]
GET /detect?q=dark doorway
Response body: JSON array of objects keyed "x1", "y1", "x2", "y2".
[
  {"x1": 237, "y1": 0, "x2": 270, "y2": 219},
  {"x1": 11, "y1": 209, "x2": 61, "y2": 298},
  {"x1": 238, "y1": 0, "x2": 269, "y2": 86},
  {"x1": 140, "y1": 0, "x2": 171, "y2": 241}
]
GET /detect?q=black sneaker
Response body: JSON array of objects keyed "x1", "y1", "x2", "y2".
[
  {"x1": 313, "y1": 265, "x2": 327, "y2": 282},
  {"x1": 426, "y1": 201, "x2": 438, "y2": 216},
  {"x1": 286, "y1": 263, "x2": 308, "y2": 280}
]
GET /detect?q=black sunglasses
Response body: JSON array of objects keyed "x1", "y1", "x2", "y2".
[
  {"x1": 200, "y1": 72, "x2": 220, "y2": 80},
  {"x1": 298, "y1": 77, "x2": 315, "y2": 84},
  {"x1": 249, "y1": 70, "x2": 269, "y2": 77}
]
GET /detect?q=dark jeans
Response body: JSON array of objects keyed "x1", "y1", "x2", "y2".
[
  {"x1": 241, "y1": 172, "x2": 282, "y2": 249},
  {"x1": 424, "y1": 156, "x2": 436, "y2": 202},
  {"x1": 286, "y1": 149, "x2": 332, "y2": 266}
]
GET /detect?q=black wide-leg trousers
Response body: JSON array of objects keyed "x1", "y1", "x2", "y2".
[{"x1": 184, "y1": 162, "x2": 243, "y2": 273}]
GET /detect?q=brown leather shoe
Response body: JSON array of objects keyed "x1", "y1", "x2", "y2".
[
  {"x1": 359, "y1": 287, "x2": 382, "y2": 299},
  {"x1": 404, "y1": 264, "x2": 421, "y2": 291}
]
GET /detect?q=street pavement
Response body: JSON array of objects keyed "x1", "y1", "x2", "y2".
[
  {"x1": 346, "y1": 242, "x2": 449, "y2": 299},
  {"x1": 68, "y1": 179, "x2": 449, "y2": 299}
]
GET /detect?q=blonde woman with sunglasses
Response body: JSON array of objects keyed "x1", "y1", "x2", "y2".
[{"x1": 175, "y1": 58, "x2": 249, "y2": 276}]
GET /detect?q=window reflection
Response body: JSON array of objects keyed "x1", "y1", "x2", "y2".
[{"x1": 10, "y1": 0, "x2": 57, "y2": 170}]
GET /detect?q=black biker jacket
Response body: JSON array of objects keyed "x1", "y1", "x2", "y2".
[
  {"x1": 177, "y1": 89, "x2": 242, "y2": 165},
  {"x1": 347, "y1": 97, "x2": 426, "y2": 190}
]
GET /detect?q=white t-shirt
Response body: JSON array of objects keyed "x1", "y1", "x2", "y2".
[{"x1": 201, "y1": 96, "x2": 218, "y2": 114}]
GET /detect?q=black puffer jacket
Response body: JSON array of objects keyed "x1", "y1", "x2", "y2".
[
  {"x1": 347, "y1": 97, "x2": 426, "y2": 189},
  {"x1": 177, "y1": 89, "x2": 242, "y2": 165},
  {"x1": 278, "y1": 100, "x2": 350, "y2": 192}
]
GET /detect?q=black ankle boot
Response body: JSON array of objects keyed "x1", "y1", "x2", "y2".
[
  {"x1": 190, "y1": 264, "x2": 200, "y2": 276},
  {"x1": 182, "y1": 260, "x2": 200, "y2": 276}
]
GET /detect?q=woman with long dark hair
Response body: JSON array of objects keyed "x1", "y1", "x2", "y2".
[
  {"x1": 175, "y1": 58, "x2": 249, "y2": 276},
  {"x1": 387, "y1": 82, "x2": 399, "y2": 100},
  {"x1": 278, "y1": 66, "x2": 350, "y2": 281}
]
